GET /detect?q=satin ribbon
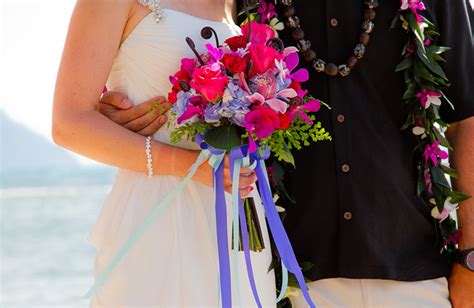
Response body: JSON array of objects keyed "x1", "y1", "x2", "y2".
[
  {"x1": 255, "y1": 159, "x2": 315, "y2": 307},
  {"x1": 230, "y1": 146, "x2": 262, "y2": 308},
  {"x1": 231, "y1": 158, "x2": 242, "y2": 307}
]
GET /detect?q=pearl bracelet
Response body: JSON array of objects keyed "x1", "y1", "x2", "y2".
[{"x1": 145, "y1": 136, "x2": 153, "y2": 178}]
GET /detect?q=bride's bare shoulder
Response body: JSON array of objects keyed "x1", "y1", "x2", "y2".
[{"x1": 122, "y1": 0, "x2": 161, "y2": 43}]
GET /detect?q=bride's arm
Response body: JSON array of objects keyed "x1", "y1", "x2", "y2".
[
  {"x1": 52, "y1": 0, "x2": 256, "y2": 194},
  {"x1": 53, "y1": 0, "x2": 180, "y2": 174}
]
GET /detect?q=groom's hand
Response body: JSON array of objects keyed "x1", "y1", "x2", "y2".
[
  {"x1": 449, "y1": 264, "x2": 474, "y2": 307},
  {"x1": 97, "y1": 91, "x2": 170, "y2": 136}
]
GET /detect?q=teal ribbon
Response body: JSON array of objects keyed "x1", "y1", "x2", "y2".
[
  {"x1": 276, "y1": 262, "x2": 289, "y2": 303},
  {"x1": 84, "y1": 150, "x2": 210, "y2": 299}
]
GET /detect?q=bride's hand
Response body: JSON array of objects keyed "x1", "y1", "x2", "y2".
[
  {"x1": 97, "y1": 91, "x2": 170, "y2": 136},
  {"x1": 193, "y1": 154, "x2": 257, "y2": 197}
]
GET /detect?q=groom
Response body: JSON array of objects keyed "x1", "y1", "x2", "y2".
[{"x1": 97, "y1": 0, "x2": 474, "y2": 306}]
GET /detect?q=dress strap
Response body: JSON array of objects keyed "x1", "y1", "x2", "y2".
[{"x1": 137, "y1": 0, "x2": 164, "y2": 23}]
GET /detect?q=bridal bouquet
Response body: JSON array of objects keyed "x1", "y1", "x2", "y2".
[{"x1": 164, "y1": 21, "x2": 329, "y2": 307}]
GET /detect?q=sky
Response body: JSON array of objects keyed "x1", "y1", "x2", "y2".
[
  {"x1": 1, "y1": 0, "x2": 75, "y2": 138},
  {"x1": 0, "y1": 0, "x2": 88, "y2": 163}
]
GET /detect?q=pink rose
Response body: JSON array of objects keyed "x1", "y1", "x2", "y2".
[{"x1": 190, "y1": 63, "x2": 229, "y2": 102}]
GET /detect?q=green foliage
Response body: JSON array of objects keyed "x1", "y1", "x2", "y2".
[
  {"x1": 169, "y1": 121, "x2": 213, "y2": 145},
  {"x1": 204, "y1": 125, "x2": 245, "y2": 151},
  {"x1": 259, "y1": 114, "x2": 332, "y2": 166}
]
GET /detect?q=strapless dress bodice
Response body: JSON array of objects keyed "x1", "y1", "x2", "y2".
[{"x1": 107, "y1": 9, "x2": 241, "y2": 149}]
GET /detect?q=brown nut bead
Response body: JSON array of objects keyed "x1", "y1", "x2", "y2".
[
  {"x1": 360, "y1": 32, "x2": 370, "y2": 46},
  {"x1": 283, "y1": 6, "x2": 296, "y2": 18},
  {"x1": 325, "y1": 63, "x2": 339, "y2": 77},
  {"x1": 292, "y1": 28, "x2": 305, "y2": 41},
  {"x1": 364, "y1": 9, "x2": 376, "y2": 21},
  {"x1": 347, "y1": 56, "x2": 358, "y2": 69},
  {"x1": 303, "y1": 49, "x2": 317, "y2": 62}
]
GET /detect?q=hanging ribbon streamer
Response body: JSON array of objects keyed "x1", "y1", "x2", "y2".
[
  {"x1": 255, "y1": 159, "x2": 315, "y2": 307},
  {"x1": 230, "y1": 146, "x2": 262, "y2": 307},
  {"x1": 231, "y1": 158, "x2": 242, "y2": 307},
  {"x1": 276, "y1": 262, "x2": 289, "y2": 303}
]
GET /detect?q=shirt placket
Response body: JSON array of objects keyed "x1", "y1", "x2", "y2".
[{"x1": 325, "y1": 0, "x2": 355, "y2": 274}]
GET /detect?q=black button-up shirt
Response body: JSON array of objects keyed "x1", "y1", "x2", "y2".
[{"x1": 274, "y1": 0, "x2": 474, "y2": 281}]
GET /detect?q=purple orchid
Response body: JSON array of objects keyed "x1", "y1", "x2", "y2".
[{"x1": 423, "y1": 141, "x2": 448, "y2": 167}]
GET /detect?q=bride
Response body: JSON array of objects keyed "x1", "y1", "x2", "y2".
[{"x1": 52, "y1": 0, "x2": 276, "y2": 306}]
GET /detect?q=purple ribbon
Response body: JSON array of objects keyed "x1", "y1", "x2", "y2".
[
  {"x1": 255, "y1": 159, "x2": 315, "y2": 307},
  {"x1": 214, "y1": 158, "x2": 232, "y2": 307}
]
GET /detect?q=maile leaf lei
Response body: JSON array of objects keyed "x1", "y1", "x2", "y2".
[{"x1": 393, "y1": 0, "x2": 470, "y2": 260}]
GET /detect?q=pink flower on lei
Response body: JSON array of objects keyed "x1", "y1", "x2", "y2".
[
  {"x1": 400, "y1": 0, "x2": 426, "y2": 23},
  {"x1": 257, "y1": 0, "x2": 278, "y2": 24},
  {"x1": 416, "y1": 88, "x2": 442, "y2": 109},
  {"x1": 423, "y1": 141, "x2": 448, "y2": 167}
]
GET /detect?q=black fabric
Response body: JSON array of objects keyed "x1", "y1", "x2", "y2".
[{"x1": 266, "y1": 0, "x2": 474, "y2": 281}]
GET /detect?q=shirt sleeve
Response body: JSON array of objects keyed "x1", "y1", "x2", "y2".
[{"x1": 431, "y1": 0, "x2": 474, "y2": 123}]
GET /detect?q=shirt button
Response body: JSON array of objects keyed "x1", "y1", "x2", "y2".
[
  {"x1": 341, "y1": 164, "x2": 350, "y2": 173},
  {"x1": 330, "y1": 18, "x2": 338, "y2": 27},
  {"x1": 337, "y1": 114, "x2": 345, "y2": 123},
  {"x1": 343, "y1": 212, "x2": 353, "y2": 221}
]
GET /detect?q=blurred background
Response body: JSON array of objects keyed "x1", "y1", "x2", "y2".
[
  {"x1": 1, "y1": 1, "x2": 115, "y2": 307},
  {"x1": 0, "y1": 0, "x2": 473, "y2": 307}
]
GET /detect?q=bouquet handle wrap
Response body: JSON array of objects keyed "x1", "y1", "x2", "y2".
[{"x1": 84, "y1": 134, "x2": 315, "y2": 307}]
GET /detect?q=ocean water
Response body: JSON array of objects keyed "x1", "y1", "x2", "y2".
[{"x1": 1, "y1": 167, "x2": 116, "y2": 307}]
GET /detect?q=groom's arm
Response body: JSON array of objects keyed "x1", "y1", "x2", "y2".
[
  {"x1": 446, "y1": 116, "x2": 474, "y2": 308},
  {"x1": 97, "y1": 91, "x2": 169, "y2": 136}
]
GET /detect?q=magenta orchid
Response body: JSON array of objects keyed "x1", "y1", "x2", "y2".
[
  {"x1": 177, "y1": 96, "x2": 208, "y2": 124},
  {"x1": 276, "y1": 51, "x2": 310, "y2": 84},
  {"x1": 423, "y1": 141, "x2": 448, "y2": 167},
  {"x1": 289, "y1": 99, "x2": 321, "y2": 125},
  {"x1": 400, "y1": 0, "x2": 426, "y2": 23},
  {"x1": 416, "y1": 88, "x2": 442, "y2": 109}
]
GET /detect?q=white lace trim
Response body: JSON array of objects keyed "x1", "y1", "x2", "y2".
[{"x1": 137, "y1": 0, "x2": 164, "y2": 23}]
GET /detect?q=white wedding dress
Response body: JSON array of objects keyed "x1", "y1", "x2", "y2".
[{"x1": 87, "y1": 2, "x2": 276, "y2": 307}]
